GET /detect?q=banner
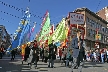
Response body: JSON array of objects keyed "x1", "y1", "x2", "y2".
[{"x1": 70, "y1": 12, "x2": 84, "y2": 24}]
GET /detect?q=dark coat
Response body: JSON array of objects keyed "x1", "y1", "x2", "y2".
[
  {"x1": 48, "y1": 43, "x2": 57, "y2": 60},
  {"x1": 32, "y1": 44, "x2": 39, "y2": 62},
  {"x1": 11, "y1": 50, "x2": 16, "y2": 55},
  {"x1": 24, "y1": 46, "x2": 30, "y2": 61}
]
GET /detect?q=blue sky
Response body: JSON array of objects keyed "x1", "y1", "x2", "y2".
[{"x1": 0, "y1": 0, "x2": 108, "y2": 35}]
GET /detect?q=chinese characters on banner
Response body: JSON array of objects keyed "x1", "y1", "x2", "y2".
[{"x1": 70, "y1": 12, "x2": 84, "y2": 24}]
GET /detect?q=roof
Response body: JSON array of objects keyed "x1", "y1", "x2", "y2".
[{"x1": 74, "y1": 7, "x2": 108, "y2": 24}]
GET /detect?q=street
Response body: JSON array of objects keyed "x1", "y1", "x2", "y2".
[{"x1": 0, "y1": 56, "x2": 108, "y2": 72}]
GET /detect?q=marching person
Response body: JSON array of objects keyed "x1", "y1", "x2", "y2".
[
  {"x1": 11, "y1": 49, "x2": 16, "y2": 60},
  {"x1": 71, "y1": 30, "x2": 84, "y2": 72},
  {"x1": 30, "y1": 40, "x2": 39, "y2": 69},
  {"x1": 24, "y1": 43, "x2": 30, "y2": 62},
  {"x1": 44, "y1": 46, "x2": 49, "y2": 63},
  {"x1": 48, "y1": 40, "x2": 57, "y2": 68}
]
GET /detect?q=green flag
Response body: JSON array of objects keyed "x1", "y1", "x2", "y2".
[
  {"x1": 39, "y1": 12, "x2": 50, "y2": 42},
  {"x1": 48, "y1": 18, "x2": 65, "y2": 44}
]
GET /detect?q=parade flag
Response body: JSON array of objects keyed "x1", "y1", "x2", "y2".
[
  {"x1": 18, "y1": 8, "x2": 31, "y2": 46},
  {"x1": 48, "y1": 18, "x2": 65, "y2": 44},
  {"x1": 39, "y1": 11, "x2": 51, "y2": 42}
]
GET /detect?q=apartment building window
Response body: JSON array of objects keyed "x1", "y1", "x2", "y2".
[
  {"x1": 105, "y1": 28, "x2": 107, "y2": 33},
  {"x1": 107, "y1": 29, "x2": 108, "y2": 33},
  {"x1": 96, "y1": 23, "x2": 98, "y2": 29},
  {"x1": 87, "y1": 28, "x2": 90, "y2": 36},
  {"x1": 99, "y1": 24, "x2": 101, "y2": 30},
  {"x1": 91, "y1": 20, "x2": 93, "y2": 27},
  {"x1": 102, "y1": 35, "x2": 105, "y2": 43},
  {"x1": 94, "y1": 21, "x2": 96, "y2": 28},
  {"x1": 98, "y1": 23, "x2": 100, "y2": 30},
  {"x1": 89, "y1": 19, "x2": 92, "y2": 26},
  {"x1": 105, "y1": 36, "x2": 107, "y2": 42},
  {"x1": 89, "y1": 29, "x2": 92, "y2": 36},
  {"x1": 102, "y1": 27, "x2": 105, "y2": 32},
  {"x1": 86, "y1": 17, "x2": 89, "y2": 24},
  {"x1": 92, "y1": 30, "x2": 95, "y2": 39},
  {"x1": 100, "y1": 25, "x2": 102, "y2": 31},
  {"x1": 107, "y1": 36, "x2": 108, "y2": 42}
]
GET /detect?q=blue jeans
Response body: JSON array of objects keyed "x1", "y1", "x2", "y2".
[
  {"x1": 48, "y1": 59, "x2": 54, "y2": 67},
  {"x1": 101, "y1": 57, "x2": 104, "y2": 63},
  {"x1": 66, "y1": 59, "x2": 69, "y2": 67}
]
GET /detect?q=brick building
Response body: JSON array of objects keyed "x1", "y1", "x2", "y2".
[
  {"x1": 67, "y1": 7, "x2": 108, "y2": 50},
  {"x1": 0, "y1": 25, "x2": 11, "y2": 49},
  {"x1": 96, "y1": 6, "x2": 108, "y2": 22}
]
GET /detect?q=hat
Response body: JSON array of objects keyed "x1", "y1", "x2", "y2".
[{"x1": 34, "y1": 40, "x2": 37, "y2": 42}]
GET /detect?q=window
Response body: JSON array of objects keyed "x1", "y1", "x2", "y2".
[
  {"x1": 100, "y1": 25, "x2": 102, "y2": 31},
  {"x1": 92, "y1": 30, "x2": 95, "y2": 39},
  {"x1": 94, "y1": 21, "x2": 96, "y2": 28},
  {"x1": 107, "y1": 36, "x2": 108, "y2": 42},
  {"x1": 105, "y1": 36, "x2": 107, "y2": 42},
  {"x1": 89, "y1": 19, "x2": 92, "y2": 26},
  {"x1": 91, "y1": 20, "x2": 93, "y2": 27},
  {"x1": 103, "y1": 35, "x2": 105, "y2": 43},
  {"x1": 92, "y1": 20, "x2": 95, "y2": 28},
  {"x1": 96, "y1": 23, "x2": 98, "y2": 29},
  {"x1": 86, "y1": 17, "x2": 90, "y2": 24},
  {"x1": 99, "y1": 24, "x2": 101, "y2": 30},
  {"x1": 87, "y1": 28, "x2": 90, "y2": 36}
]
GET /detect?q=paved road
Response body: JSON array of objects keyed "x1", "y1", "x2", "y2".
[{"x1": 0, "y1": 56, "x2": 108, "y2": 72}]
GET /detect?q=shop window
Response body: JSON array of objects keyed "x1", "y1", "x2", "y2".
[
  {"x1": 107, "y1": 36, "x2": 108, "y2": 42},
  {"x1": 105, "y1": 36, "x2": 107, "y2": 42}
]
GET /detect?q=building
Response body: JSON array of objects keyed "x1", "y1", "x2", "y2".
[
  {"x1": 96, "y1": 6, "x2": 108, "y2": 22},
  {"x1": 0, "y1": 25, "x2": 11, "y2": 49},
  {"x1": 67, "y1": 7, "x2": 108, "y2": 50}
]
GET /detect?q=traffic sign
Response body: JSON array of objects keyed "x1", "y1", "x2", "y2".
[{"x1": 95, "y1": 34, "x2": 101, "y2": 40}]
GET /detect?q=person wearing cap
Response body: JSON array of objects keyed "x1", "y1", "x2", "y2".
[{"x1": 48, "y1": 40, "x2": 57, "y2": 68}]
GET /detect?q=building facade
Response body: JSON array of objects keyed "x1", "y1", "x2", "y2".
[
  {"x1": 96, "y1": 6, "x2": 108, "y2": 22},
  {"x1": 67, "y1": 7, "x2": 108, "y2": 50},
  {"x1": 0, "y1": 25, "x2": 11, "y2": 49}
]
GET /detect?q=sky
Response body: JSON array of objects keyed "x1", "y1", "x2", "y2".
[{"x1": 0, "y1": 0, "x2": 108, "y2": 36}]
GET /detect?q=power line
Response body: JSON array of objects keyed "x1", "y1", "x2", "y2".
[
  {"x1": 0, "y1": 1, "x2": 43, "y2": 19},
  {"x1": 0, "y1": 0, "x2": 66, "y2": 24},
  {"x1": 96, "y1": 0, "x2": 102, "y2": 11},
  {"x1": 0, "y1": 10, "x2": 37, "y2": 24}
]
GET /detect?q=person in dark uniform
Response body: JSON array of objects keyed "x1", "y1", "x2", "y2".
[
  {"x1": 30, "y1": 40, "x2": 39, "y2": 69},
  {"x1": 11, "y1": 49, "x2": 16, "y2": 60},
  {"x1": 48, "y1": 40, "x2": 57, "y2": 68},
  {"x1": 24, "y1": 43, "x2": 30, "y2": 62}
]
